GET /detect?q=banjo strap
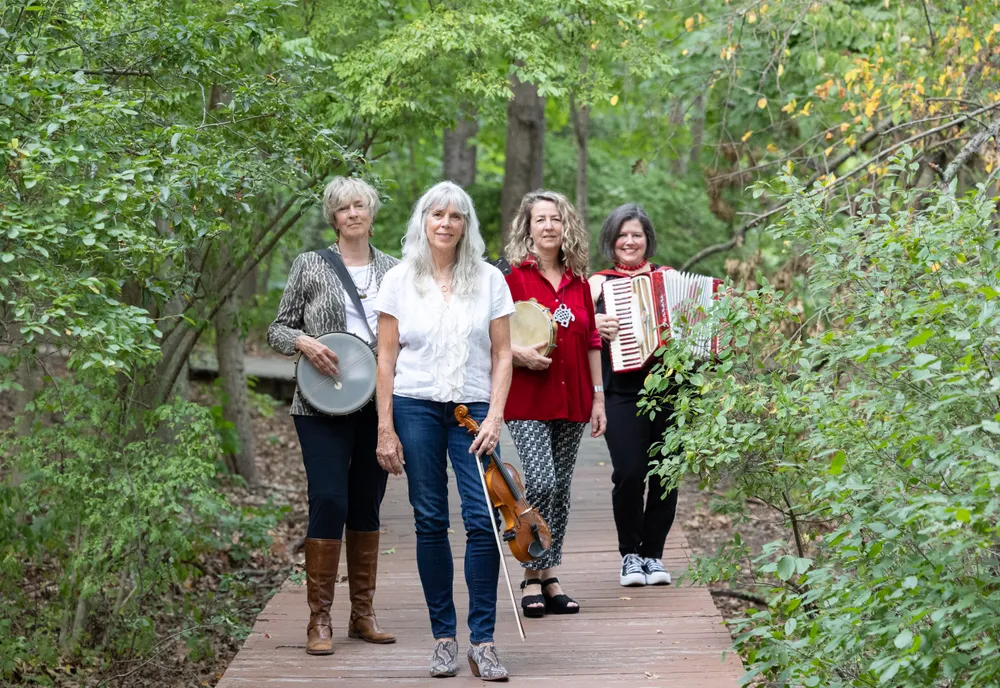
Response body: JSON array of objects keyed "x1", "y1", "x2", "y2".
[{"x1": 316, "y1": 248, "x2": 377, "y2": 343}]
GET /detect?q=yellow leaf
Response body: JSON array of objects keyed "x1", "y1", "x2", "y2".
[
  {"x1": 682, "y1": 49, "x2": 689, "y2": 56},
  {"x1": 778, "y1": 63, "x2": 784, "y2": 77},
  {"x1": 741, "y1": 130, "x2": 753, "y2": 142},
  {"x1": 767, "y1": 143, "x2": 779, "y2": 153},
  {"x1": 974, "y1": 38, "x2": 982, "y2": 52},
  {"x1": 840, "y1": 122, "x2": 850, "y2": 132},
  {"x1": 825, "y1": 146, "x2": 834, "y2": 156},
  {"x1": 757, "y1": 97, "x2": 768, "y2": 109},
  {"x1": 800, "y1": 102, "x2": 812, "y2": 116},
  {"x1": 864, "y1": 98, "x2": 878, "y2": 117},
  {"x1": 685, "y1": 16, "x2": 695, "y2": 31},
  {"x1": 610, "y1": 94, "x2": 619, "y2": 106},
  {"x1": 825, "y1": 131, "x2": 834, "y2": 140},
  {"x1": 748, "y1": 10, "x2": 757, "y2": 23},
  {"x1": 930, "y1": 262, "x2": 940, "y2": 273},
  {"x1": 782, "y1": 98, "x2": 797, "y2": 114}
]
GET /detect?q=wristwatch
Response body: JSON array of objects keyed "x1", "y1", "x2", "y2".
[{"x1": 593, "y1": 385, "x2": 604, "y2": 393}]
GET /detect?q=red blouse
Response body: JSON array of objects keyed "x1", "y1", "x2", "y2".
[{"x1": 504, "y1": 259, "x2": 602, "y2": 422}]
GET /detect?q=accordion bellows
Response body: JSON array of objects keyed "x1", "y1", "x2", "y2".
[{"x1": 602, "y1": 268, "x2": 723, "y2": 373}]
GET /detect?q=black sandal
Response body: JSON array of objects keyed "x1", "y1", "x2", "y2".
[
  {"x1": 541, "y1": 577, "x2": 580, "y2": 614},
  {"x1": 520, "y1": 579, "x2": 546, "y2": 618}
]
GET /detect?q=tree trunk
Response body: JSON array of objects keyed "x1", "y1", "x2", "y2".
[
  {"x1": 570, "y1": 93, "x2": 590, "y2": 230},
  {"x1": 500, "y1": 73, "x2": 546, "y2": 243},
  {"x1": 214, "y1": 288, "x2": 258, "y2": 486},
  {"x1": 443, "y1": 110, "x2": 478, "y2": 188},
  {"x1": 669, "y1": 99, "x2": 687, "y2": 176},
  {"x1": 688, "y1": 94, "x2": 706, "y2": 173}
]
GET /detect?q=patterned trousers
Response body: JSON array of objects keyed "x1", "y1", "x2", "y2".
[{"x1": 506, "y1": 420, "x2": 587, "y2": 571}]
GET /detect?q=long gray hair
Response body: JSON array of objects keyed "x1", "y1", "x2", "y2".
[{"x1": 401, "y1": 181, "x2": 486, "y2": 298}]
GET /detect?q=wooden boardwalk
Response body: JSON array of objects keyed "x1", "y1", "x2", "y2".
[{"x1": 217, "y1": 433, "x2": 744, "y2": 687}]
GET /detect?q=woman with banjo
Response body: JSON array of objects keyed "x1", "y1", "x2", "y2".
[
  {"x1": 374, "y1": 181, "x2": 516, "y2": 681},
  {"x1": 504, "y1": 190, "x2": 607, "y2": 618},
  {"x1": 267, "y1": 176, "x2": 398, "y2": 656}
]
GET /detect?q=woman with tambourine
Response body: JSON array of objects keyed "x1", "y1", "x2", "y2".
[
  {"x1": 267, "y1": 176, "x2": 398, "y2": 656},
  {"x1": 374, "y1": 181, "x2": 515, "y2": 680},
  {"x1": 504, "y1": 190, "x2": 606, "y2": 618}
]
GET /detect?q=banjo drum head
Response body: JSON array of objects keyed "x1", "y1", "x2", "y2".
[
  {"x1": 510, "y1": 300, "x2": 556, "y2": 357},
  {"x1": 296, "y1": 332, "x2": 377, "y2": 415}
]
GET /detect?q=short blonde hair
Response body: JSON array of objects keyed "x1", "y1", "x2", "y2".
[
  {"x1": 322, "y1": 176, "x2": 380, "y2": 231},
  {"x1": 505, "y1": 190, "x2": 589, "y2": 277}
]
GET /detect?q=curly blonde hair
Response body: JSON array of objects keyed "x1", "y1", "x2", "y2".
[{"x1": 505, "y1": 190, "x2": 589, "y2": 277}]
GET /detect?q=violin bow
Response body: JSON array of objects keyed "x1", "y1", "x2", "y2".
[{"x1": 457, "y1": 406, "x2": 526, "y2": 641}]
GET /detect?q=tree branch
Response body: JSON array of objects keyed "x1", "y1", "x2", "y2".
[
  {"x1": 942, "y1": 116, "x2": 1000, "y2": 185},
  {"x1": 683, "y1": 102, "x2": 1000, "y2": 271}
]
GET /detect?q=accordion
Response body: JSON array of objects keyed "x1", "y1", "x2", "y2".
[{"x1": 602, "y1": 268, "x2": 724, "y2": 373}]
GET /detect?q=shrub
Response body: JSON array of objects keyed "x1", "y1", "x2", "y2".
[{"x1": 647, "y1": 161, "x2": 1000, "y2": 686}]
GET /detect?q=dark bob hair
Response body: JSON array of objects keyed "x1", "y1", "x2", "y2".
[{"x1": 598, "y1": 204, "x2": 657, "y2": 264}]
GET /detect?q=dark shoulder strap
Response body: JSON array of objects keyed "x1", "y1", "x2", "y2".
[{"x1": 316, "y1": 248, "x2": 376, "y2": 342}]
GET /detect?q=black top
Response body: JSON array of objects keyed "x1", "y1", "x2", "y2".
[{"x1": 594, "y1": 269, "x2": 658, "y2": 397}]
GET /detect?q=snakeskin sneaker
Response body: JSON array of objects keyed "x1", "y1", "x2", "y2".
[
  {"x1": 468, "y1": 644, "x2": 509, "y2": 681},
  {"x1": 429, "y1": 639, "x2": 459, "y2": 678}
]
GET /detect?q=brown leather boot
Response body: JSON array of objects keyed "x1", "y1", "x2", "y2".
[
  {"x1": 345, "y1": 529, "x2": 396, "y2": 644},
  {"x1": 304, "y1": 537, "x2": 341, "y2": 655}
]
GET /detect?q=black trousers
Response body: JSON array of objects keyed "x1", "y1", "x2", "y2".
[
  {"x1": 603, "y1": 392, "x2": 679, "y2": 559},
  {"x1": 293, "y1": 400, "x2": 388, "y2": 540}
]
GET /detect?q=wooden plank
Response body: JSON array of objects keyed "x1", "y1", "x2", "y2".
[{"x1": 217, "y1": 436, "x2": 744, "y2": 687}]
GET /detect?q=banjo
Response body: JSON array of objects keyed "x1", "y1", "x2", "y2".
[{"x1": 295, "y1": 332, "x2": 377, "y2": 415}]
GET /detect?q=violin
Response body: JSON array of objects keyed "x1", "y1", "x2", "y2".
[{"x1": 454, "y1": 405, "x2": 551, "y2": 564}]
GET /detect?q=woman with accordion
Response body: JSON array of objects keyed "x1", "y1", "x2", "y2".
[
  {"x1": 587, "y1": 204, "x2": 677, "y2": 589},
  {"x1": 267, "y1": 176, "x2": 398, "y2": 655}
]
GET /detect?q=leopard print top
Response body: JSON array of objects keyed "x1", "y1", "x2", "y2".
[{"x1": 267, "y1": 243, "x2": 399, "y2": 416}]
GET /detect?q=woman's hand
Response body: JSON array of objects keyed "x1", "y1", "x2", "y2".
[
  {"x1": 512, "y1": 342, "x2": 552, "y2": 370},
  {"x1": 596, "y1": 313, "x2": 619, "y2": 342},
  {"x1": 590, "y1": 396, "x2": 607, "y2": 438},
  {"x1": 469, "y1": 414, "x2": 502, "y2": 458},
  {"x1": 295, "y1": 334, "x2": 339, "y2": 376},
  {"x1": 376, "y1": 424, "x2": 405, "y2": 475}
]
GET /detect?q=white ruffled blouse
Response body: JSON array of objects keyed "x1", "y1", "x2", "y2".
[{"x1": 375, "y1": 261, "x2": 515, "y2": 404}]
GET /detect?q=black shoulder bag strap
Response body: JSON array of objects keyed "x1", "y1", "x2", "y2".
[{"x1": 316, "y1": 248, "x2": 376, "y2": 343}]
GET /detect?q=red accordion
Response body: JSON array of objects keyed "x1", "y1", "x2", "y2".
[{"x1": 602, "y1": 268, "x2": 724, "y2": 373}]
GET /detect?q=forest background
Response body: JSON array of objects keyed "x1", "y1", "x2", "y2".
[{"x1": 3, "y1": 0, "x2": 1000, "y2": 686}]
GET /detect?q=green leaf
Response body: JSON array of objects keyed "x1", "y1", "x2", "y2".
[
  {"x1": 955, "y1": 508, "x2": 971, "y2": 523},
  {"x1": 982, "y1": 420, "x2": 1000, "y2": 434},
  {"x1": 776, "y1": 555, "x2": 796, "y2": 581},
  {"x1": 1, "y1": 253, "x2": 14, "y2": 263},
  {"x1": 906, "y1": 329, "x2": 933, "y2": 348},
  {"x1": 829, "y1": 450, "x2": 846, "y2": 475},
  {"x1": 784, "y1": 617, "x2": 797, "y2": 635},
  {"x1": 894, "y1": 629, "x2": 913, "y2": 649}
]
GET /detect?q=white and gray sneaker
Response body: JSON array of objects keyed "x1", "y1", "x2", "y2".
[
  {"x1": 620, "y1": 553, "x2": 647, "y2": 587},
  {"x1": 643, "y1": 557, "x2": 672, "y2": 586}
]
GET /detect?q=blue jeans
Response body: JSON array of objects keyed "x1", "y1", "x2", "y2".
[{"x1": 393, "y1": 396, "x2": 500, "y2": 645}]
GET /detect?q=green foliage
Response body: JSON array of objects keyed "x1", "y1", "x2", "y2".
[
  {"x1": 647, "y1": 159, "x2": 1000, "y2": 685},
  {"x1": 1, "y1": 383, "x2": 278, "y2": 680}
]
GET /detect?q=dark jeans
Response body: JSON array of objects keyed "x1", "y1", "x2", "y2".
[
  {"x1": 393, "y1": 396, "x2": 500, "y2": 645},
  {"x1": 293, "y1": 401, "x2": 388, "y2": 539},
  {"x1": 603, "y1": 392, "x2": 678, "y2": 559}
]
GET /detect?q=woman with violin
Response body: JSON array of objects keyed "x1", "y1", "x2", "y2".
[
  {"x1": 374, "y1": 181, "x2": 515, "y2": 680},
  {"x1": 504, "y1": 190, "x2": 606, "y2": 617},
  {"x1": 588, "y1": 204, "x2": 677, "y2": 588}
]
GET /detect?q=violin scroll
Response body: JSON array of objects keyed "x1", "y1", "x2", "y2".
[{"x1": 454, "y1": 404, "x2": 480, "y2": 435}]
